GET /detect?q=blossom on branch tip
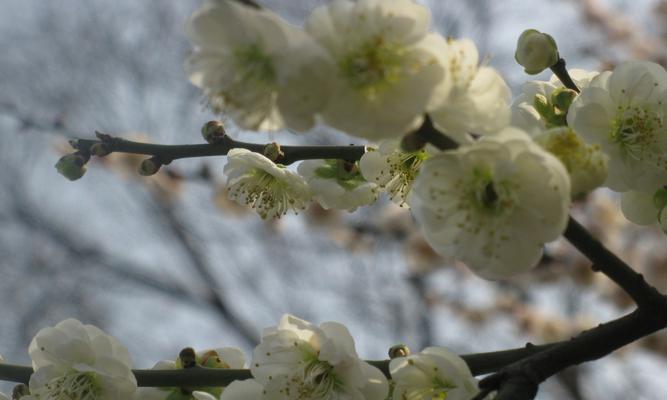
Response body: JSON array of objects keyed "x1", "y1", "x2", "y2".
[
  {"x1": 224, "y1": 149, "x2": 311, "y2": 219},
  {"x1": 360, "y1": 139, "x2": 429, "y2": 206},
  {"x1": 409, "y1": 128, "x2": 571, "y2": 279},
  {"x1": 26, "y1": 318, "x2": 136, "y2": 400},
  {"x1": 428, "y1": 38, "x2": 511, "y2": 143},
  {"x1": 390, "y1": 347, "x2": 479, "y2": 400},
  {"x1": 511, "y1": 69, "x2": 599, "y2": 136},
  {"x1": 298, "y1": 159, "x2": 377, "y2": 212},
  {"x1": 304, "y1": 0, "x2": 450, "y2": 140},
  {"x1": 185, "y1": 0, "x2": 331, "y2": 132},
  {"x1": 567, "y1": 61, "x2": 667, "y2": 192},
  {"x1": 251, "y1": 314, "x2": 388, "y2": 400}
]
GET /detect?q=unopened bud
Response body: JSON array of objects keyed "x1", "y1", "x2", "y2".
[
  {"x1": 263, "y1": 142, "x2": 284, "y2": 162},
  {"x1": 388, "y1": 344, "x2": 411, "y2": 359},
  {"x1": 179, "y1": 347, "x2": 197, "y2": 369},
  {"x1": 138, "y1": 157, "x2": 162, "y2": 176},
  {"x1": 551, "y1": 88, "x2": 577, "y2": 115},
  {"x1": 90, "y1": 143, "x2": 111, "y2": 157},
  {"x1": 55, "y1": 153, "x2": 87, "y2": 181},
  {"x1": 199, "y1": 350, "x2": 229, "y2": 368},
  {"x1": 515, "y1": 29, "x2": 559, "y2": 75},
  {"x1": 201, "y1": 121, "x2": 226, "y2": 144},
  {"x1": 533, "y1": 94, "x2": 552, "y2": 119}
]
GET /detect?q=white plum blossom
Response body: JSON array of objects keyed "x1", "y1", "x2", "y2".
[
  {"x1": 298, "y1": 159, "x2": 377, "y2": 212},
  {"x1": 136, "y1": 347, "x2": 245, "y2": 400},
  {"x1": 224, "y1": 149, "x2": 311, "y2": 219},
  {"x1": 567, "y1": 61, "x2": 667, "y2": 192},
  {"x1": 532, "y1": 127, "x2": 608, "y2": 197},
  {"x1": 620, "y1": 188, "x2": 667, "y2": 233},
  {"x1": 360, "y1": 139, "x2": 429, "y2": 206},
  {"x1": 185, "y1": 0, "x2": 331, "y2": 131},
  {"x1": 409, "y1": 128, "x2": 571, "y2": 279},
  {"x1": 304, "y1": 0, "x2": 450, "y2": 140},
  {"x1": 26, "y1": 318, "x2": 136, "y2": 400},
  {"x1": 511, "y1": 69, "x2": 599, "y2": 136},
  {"x1": 251, "y1": 314, "x2": 388, "y2": 400},
  {"x1": 428, "y1": 38, "x2": 511, "y2": 143},
  {"x1": 390, "y1": 347, "x2": 479, "y2": 400}
]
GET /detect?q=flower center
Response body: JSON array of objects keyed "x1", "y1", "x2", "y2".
[
  {"x1": 384, "y1": 149, "x2": 428, "y2": 204},
  {"x1": 229, "y1": 168, "x2": 306, "y2": 219},
  {"x1": 33, "y1": 371, "x2": 101, "y2": 400},
  {"x1": 339, "y1": 36, "x2": 404, "y2": 98},
  {"x1": 468, "y1": 168, "x2": 515, "y2": 217},
  {"x1": 611, "y1": 105, "x2": 665, "y2": 166},
  {"x1": 234, "y1": 43, "x2": 276, "y2": 87}
]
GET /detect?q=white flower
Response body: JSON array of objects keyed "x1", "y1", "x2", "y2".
[
  {"x1": 136, "y1": 347, "x2": 245, "y2": 400},
  {"x1": 409, "y1": 128, "x2": 571, "y2": 279},
  {"x1": 360, "y1": 139, "x2": 429, "y2": 206},
  {"x1": 428, "y1": 38, "x2": 511, "y2": 143},
  {"x1": 27, "y1": 318, "x2": 136, "y2": 399},
  {"x1": 511, "y1": 69, "x2": 599, "y2": 136},
  {"x1": 620, "y1": 188, "x2": 667, "y2": 233},
  {"x1": 567, "y1": 61, "x2": 667, "y2": 192},
  {"x1": 390, "y1": 347, "x2": 479, "y2": 400},
  {"x1": 304, "y1": 0, "x2": 449, "y2": 140},
  {"x1": 514, "y1": 29, "x2": 559, "y2": 75},
  {"x1": 219, "y1": 380, "x2": 263, "y2": 400},
  {"x1": 224, "y1": 149, "x2": 311, "y2": 219},
  {"x1": 185, "y1": 0, "x2": 331, "y2": 131},
  {"x1": 251, "y1": 314, "x2": 388, "y2": 400},
  {"x1": 532, "y1": 127, "x2": 608, "y2": 197},
  {"x1": 298, "y1": 159, "x2": 377, "y2": 212}
]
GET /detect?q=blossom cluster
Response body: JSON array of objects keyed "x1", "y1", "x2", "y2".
[
  {"x1": 52, "y1": 0, "x2": 667, "y2": 279},
  {"x1": 3, "y1": 317, "x2": 480, "y2": 400}
]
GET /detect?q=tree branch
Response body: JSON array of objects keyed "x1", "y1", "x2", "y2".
[
  {"x1": 0, "y1": 341, "x2": 559, "y2": 386},
  {"x1": 73, "y1": 135, "x2": 366, "y2": 166}
]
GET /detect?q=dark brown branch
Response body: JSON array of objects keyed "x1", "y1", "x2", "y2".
[
  {"x1": 74, "y1": 135, "x2": 366, "y2": 166},
  {"x1": 550, "y1": 58, "x2": 580, "y2": 93}
]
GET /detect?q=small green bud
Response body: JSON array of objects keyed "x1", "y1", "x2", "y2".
[
  {"x1": 138, "y1": 157, "x2": 162, "y2": 176},
  {"x1": 533, "y1": 94, "x2": 552, "y2": 119},
  {"x1": 388, "y1": 344, "x2": 410, "y2": 359},
  {"x1": 551, "y1": 88, "x2": 578, "y2": 116},
  {"x1": 515, "y1": 29, "x2": 559, "y2": 75},
  {"x1": 263, "y1": 142, "x2": 284, "y2": 162},
  {"x1": 55, "y1": 153, "x2": 87, "y2": 181},
  {"x1": 90, "y1": 143, "x2": 111, "y2": 157},
  {"x1": 201, "y1": 121, "x2": 226, "y2": 144}
]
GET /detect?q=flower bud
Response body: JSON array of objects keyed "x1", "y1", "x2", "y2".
[
  {"x1": 179, "y1": 347, "x2": 197, "y2": 369},
  {"x1": 201, "y1": 121, "x2": 226, "y2": 144},
  {"x1": 263, "y1": 142, "x2": 284, "y2": 162},
  {"x1": 515, "y1": 29, "x2": 559, "y2": 75},
  {"x1": 89, "y1": 143, "x2": 111, "y2": 157},
  {"x1": 55, "y1": 153, "x2": 87, "y2": 181},
  {"x1": 388, "y1": 344, "x2": 411, "y2": 359},
  {"x1": 138, "y1": 157, "x2": 162, "y2": 176},
  {"x1": 551, "y1": 88, "x2": 577, "y2": 116}
]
